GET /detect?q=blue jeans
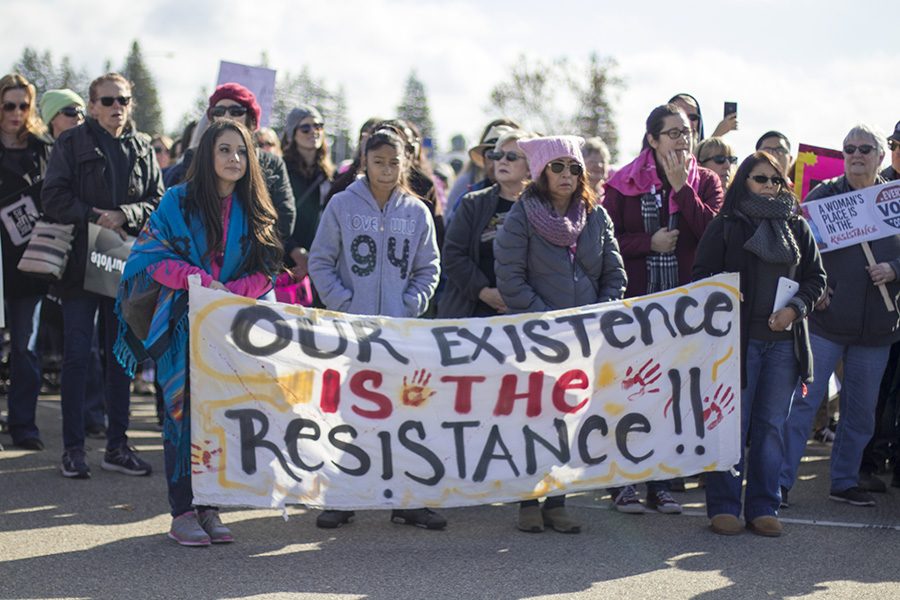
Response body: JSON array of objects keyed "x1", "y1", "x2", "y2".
[
  {"x1": 706, "y1": 339, "x2": 798, "y2": 520},
  {"x1": 5, "y1": 296, "x2": 43, "y2": 443},
  {"x1": 780, "y1": 334, "x2": 890, "y2": 493},
  {"x1": 83, "y1": 328, "x2": 107, "y2": 429},
  {"x1": 60, "y1": 293, "x2": 131, "y2": 451}
]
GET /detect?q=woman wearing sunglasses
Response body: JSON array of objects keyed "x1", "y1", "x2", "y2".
[
  {"x1": 439, "y1": 129, "x2": 531, "y2": 318},
  {"x1": 603, "y1": 103, "x2": 723, "y2": 512},
  {"x1": 42, "y1": 72, "x2": 164, "y2": 479},
  {"x1": 694, "y1": 151, "x2": 825, "y2": 537},
  {"x1": 494, "y1": 135, "x2": 626, "y2": 534},
  {"x1": 780, "y1": 125, "x2": 900, "y2": 510},
  {"x1": 281, "y1": 105, "x2": 334, "y2": 287},
  {"x1": 0, "y1": 74, "x2": 53, "y2": 451},
  {"x1": 697, "y1": 137, "x2": 737, "y2": 189}
]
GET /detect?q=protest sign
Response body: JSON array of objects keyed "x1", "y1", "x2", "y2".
[
  {"x1": 83, "y1": 223, "x2": 134, "y2": 298},
  {"x1": 216, "y1": 61, "x2": 277, "y2": 127},
  {"x1": 793, "y1": 144, "x2": 844, "y2": 201},
  {"x1": 189, "y1": 274, "x2": 742, "y2": 511},
  {"x1": 799, "y1": 179, "x2": 900, "y2": 253}
]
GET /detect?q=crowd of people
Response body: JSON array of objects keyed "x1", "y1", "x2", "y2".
[{"x1": 1, "y1": 69, "x2": 899, "y2": 546}]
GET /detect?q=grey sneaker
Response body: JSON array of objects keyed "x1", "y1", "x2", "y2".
[
  {"x1": 101, "y1": 445, "x2": 152, "y2": 476},
  {"x1": 197, "y1": 509, "x2": 234, "y2": 543},
  {"x1": 612, "y1": 485, "x2": 646, "y2": 514},
  {"x1": 646, "y1": 489, "x2": 683, "y2": 514},
  {"x1": 168, "y1": 511, "x2": 211, "y2": 546},
  {"x1": 61, "y1": 448, "x2": 91, "y2": 479}
]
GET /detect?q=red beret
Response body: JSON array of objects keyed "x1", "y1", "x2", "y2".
[{"x1": 207, "y1": 83, "x2": 262, "y2": 131}]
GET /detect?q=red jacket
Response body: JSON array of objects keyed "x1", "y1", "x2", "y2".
[{"x1": 603, "y1": 166, "x2": 723, "y2": 298}]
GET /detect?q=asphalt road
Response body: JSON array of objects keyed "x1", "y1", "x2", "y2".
[{"x1": 1, "y1": 395, "x2": 898, "y2": 600}]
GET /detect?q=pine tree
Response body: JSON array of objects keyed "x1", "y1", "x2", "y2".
[
  {"x1": 12, "y1": 48, "x2": 57, "y2": 95},
  {"x1": 397, "y1": 70, "x2": 436, "y2": 147},
  {"x1": 572, "y1": 53, "x2": 622, "y2": 162},
  {"x1": 121, "y1": 40, "x2": 164, "y2": 135},
  {"x1": 488, "y1": 55, "x2": 568, "y2": 134}
]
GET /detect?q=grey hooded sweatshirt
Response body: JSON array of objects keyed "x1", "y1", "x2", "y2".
[{"x1": 309, "y1": 177, "x2": 440, "y2": 317}]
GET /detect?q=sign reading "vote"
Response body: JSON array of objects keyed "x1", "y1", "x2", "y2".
[{"x1": 800, "y1": 180, "x2": 900, "y2": 252}]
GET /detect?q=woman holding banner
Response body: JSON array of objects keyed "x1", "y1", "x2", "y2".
[
  {"x1": 694, "y1": 151, "x2": 826, "y2": 537},
  {"x1": 494, "y1": 135, "x2": 626, "y2": 533},
  {"x1": 309, "y1": 124, "x2": 443, "y2": 530},
  {"x1": 115, "y1": 120, "x2": 283, "y2": 546},
  {"x1": 438, "y1": 128, "x2": 531, "y2": 318},
  {"x1": 780, "y1": 125, "x2": 900, "y2": 509},
  {"x1": 0, "y1": 74, "x2": 52, "y2": 451},
  {"x1": 42, "y1": 72, "x2": 163, "y2": 480},
  {"x1": 603, "y1": 103, "x2": 724, "y2": 512}
]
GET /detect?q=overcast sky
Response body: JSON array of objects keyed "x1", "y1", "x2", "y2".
[{"x1": 5, "y1": 1, "x2": 899, "y2": 163}]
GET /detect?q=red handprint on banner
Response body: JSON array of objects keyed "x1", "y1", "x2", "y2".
[
  {"x1": 703, "y1": 384, "x2": 736, "y2": 431},
  {"x1": 621, "y1": 359, "x2": 662, "y2": 401},
  {"x1": 191, "y1": 440, "x2": 223, "y2": 475},
  {"x1": 401, "y1": 369, "x2": 436, "y2": 407}
]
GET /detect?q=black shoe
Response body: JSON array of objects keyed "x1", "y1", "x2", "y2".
[
  {"x1": 858, "y1": 472, "x2": 887, "y2": 493},
  {"x1": 61, "y1": 448, "x2": 91, "y2": 479},
  {"x1": 779, "y1": 486, "x2": 789, "y2": 509},
  {"x1": 829, "y1": 487, "x2": 875, "y2": 506},
  {"x1": 391, "y1": 508, "x2": 447, "y2": 530},
  {"x1": 101, "y1": 445, "x2": 152, "y2": 476},
  {"x1": 15, "y1": 437, "x2": 44, "y2": 451},
  {"x1": 316, "y1": 510, "x2": 354, "y2": 529}
]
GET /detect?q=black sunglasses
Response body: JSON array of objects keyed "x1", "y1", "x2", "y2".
[
  {"x1": 2, "y1": 102, "x2": 29, "y2": 112},
  {"x1": 749, "y1": 174, "x2": 786, "y2": 187},
  {"x1": 210, "y1": 105, "x2": 248, "y2": 118},
  {"x1": 98, "y1": 96, "x2": 131, "y2": 107},
  {"x1": 686, "y1": 113, "x2": 701, "y2": 123},
  {"x1": 890, "y1": 140, "x2": 899, "y2": 151},
  {"x1": 548, "y1": 161, "x2": 584, "y2": 176},
  {"x1": 297, "y1": 122, "x2": 324, "y2": 134},
  {"x1": 485, "y1": 150, "x2": 523, "y2": 162},
  {"x1": 703, "y1": 155, "x2": 738, "y2": 165},
  {"x1": 58, "y1": 106, "x2": 84, "y2": 118},
  {"x1": 843, "y1": 144, "x2": 875, "y2": 155}
]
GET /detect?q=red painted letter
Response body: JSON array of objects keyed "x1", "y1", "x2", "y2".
[
  {"x1": 552, "y1": 369, "x2": 589, "y2": 413},
  {"x1": 440, "y1": 375, "x2": 486, "y2": 414},
  {"x1": 494, "y1": 371, "x2": 544, "y2": 417},
  {"x1": 350, "y1": 370, "x2": 393, "y2": 419},
  {"x1": 320, "y1": 369, "x2": 341, "y2": 413}
]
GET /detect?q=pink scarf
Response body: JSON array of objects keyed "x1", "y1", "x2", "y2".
[{"x1": 605, "y1": 147, "x2": 699, "y2": 213}]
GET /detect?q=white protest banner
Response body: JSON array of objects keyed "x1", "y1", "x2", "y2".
[
  {"x1": 83, "y1": 223, "x2": 135, "y2": 298},
  {"x1": 216, "y1": 61, "x2": 277, "y2": 128},
  {"x1": 799, "y1": 179, "x2": 900, "y2": 253},
  {"x1": 189, "y1": 274, "x2": 742, "y2": 510}
]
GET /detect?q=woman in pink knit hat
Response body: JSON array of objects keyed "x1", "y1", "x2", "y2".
[{"x1": 494, "y1": 135, "x2": 627, "y2": 533}]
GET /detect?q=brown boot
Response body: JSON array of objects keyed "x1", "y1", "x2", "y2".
[
  {"x1": 517, "y1": 505, "x2": 544, "y2": 533},
  {"x1": 542, "y1": 506, "x2": 581, "y2": 534},
  {"x1": 710, "y1": 514, "x2": 743, "y2": 535},
  {"x1": 747, "y1": 515, "x2": 783, "y2": 537}
]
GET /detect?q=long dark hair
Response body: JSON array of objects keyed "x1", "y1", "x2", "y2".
[
  {"x1": 327, "y1": 117, "x2": 383, "y2": 201},
  {"x1": 525, "y1": 165, "x2": 597, "y2": 213},
  {"x1": 364, "y1": 123, "x2": 413, "y2": 196},
  {"x1": 642, "y1": 103, "x2": 686, "y2": 150},
  {"x1": 721, "y1": 151, "x2": 795, "y2": 216},
  {"x1": 185, "y1": 120, "x2": 283, "y2": 277},
  {"x1": 283, "y1": 122, "x2": 335, "y2": 180}
]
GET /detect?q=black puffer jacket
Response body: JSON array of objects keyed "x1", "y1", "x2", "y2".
[
  {"x1": 0, "y1": 133, "x2": 53, "y2": 298},
  {"x1": 41, "y1": 119, "x2": 163, "y2": 293}
]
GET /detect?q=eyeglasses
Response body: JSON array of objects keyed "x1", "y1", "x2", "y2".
[
  {"x1": 703, "y1": 155, "x2": 738, "y2": 165},
  {"x1": 749, "y1": 174, "x2": 786, "y2": 187},
  {"x1": 58, "y1": 106, "x2": 84, "y2": 118},
  {"x1": 660, "y1": 127, "x2": 692, "y2": 140},
  {"x1": 843, "y1": 144, "x2": 875, "y2": 155},
  {"x1": 297, "y1": 122, "x2": 324, "y2": 134},
  {"x1": 2, "y1": 102, "x2": 29, "y2": 112},
  {"x1": 485, "y1": 150, "x2": 523, "y2": 162},
  {"x1": 258, "y1": 141, "x2": 276, "y2": 148},
  {"x1": 760, "y1": 145, "x2": 789, "y2": 156},
  {"x1": 890, "y1": 140, "x2": 899, "y2": 151},
  {"x1": 548, "y1": 161, "x2": 584, "y2": 176},
  {"x1": 210, "y1": 105, "x2": 247, "y2": 118},
  {"x1": 98, "y1": 96, "x2": 131, "y2": 107}
]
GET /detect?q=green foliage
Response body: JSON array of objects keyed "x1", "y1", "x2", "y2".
[
  {"x1": 397, "y1": 70, "x2": 436, "y2": 148},
  {"x1": 121, "y1": 40, "x2": 164, "y2": 135},
  {"x1": 11, "y1": 47, "x2": 90, "y2": 102}
]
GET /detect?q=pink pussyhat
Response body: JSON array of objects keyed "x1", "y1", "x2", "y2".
[{"x1": 517, "y1": 135, "x2": 586, "y2": 181}]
